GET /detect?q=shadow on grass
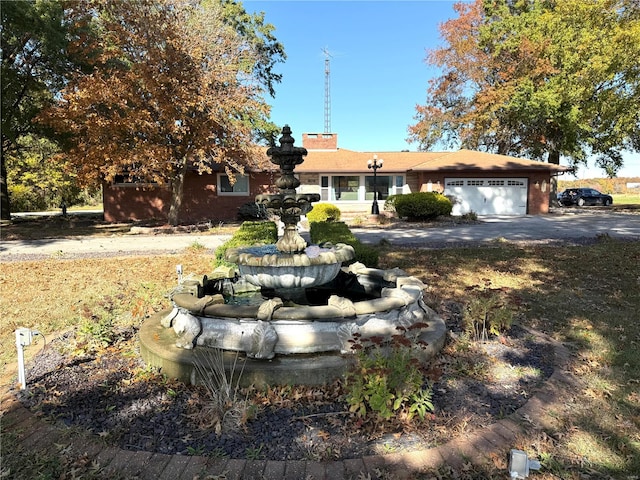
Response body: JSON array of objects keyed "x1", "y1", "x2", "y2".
[{"x1": 381, "y1": 239, "x2": 640, "y2": 478}]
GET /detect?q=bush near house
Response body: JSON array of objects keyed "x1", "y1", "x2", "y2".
[
  {"x1": 214, "y1": 221, "x2": 278, "y2": 266},
  {"x1": 306, "y1": 203, "x2": 341, "y2": 223},
  {"x1": 236, "y1": 202, "x2": 268, "y2": 221},
  {"x1": 393, "y1": 192, "x2": 453, "y2": 221},
  {"x1": 8, "y1": 184, "x2": 48, "y2": 212},
  {"x1": 309, "y1": 221, "x2": 379, "y2": 267}
]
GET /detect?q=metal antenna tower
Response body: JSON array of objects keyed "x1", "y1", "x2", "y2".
[{"x1": 322, "y1": 48, "x2": 332, "y2": 134}]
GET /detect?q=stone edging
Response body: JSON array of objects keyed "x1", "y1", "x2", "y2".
[{"x1": 1, "y1": 328, "x2": 575, "y2": 479}]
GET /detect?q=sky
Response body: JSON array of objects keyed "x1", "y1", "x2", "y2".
[{"x1": 244, "y1": 0, "x2": 640, "y2": 179}]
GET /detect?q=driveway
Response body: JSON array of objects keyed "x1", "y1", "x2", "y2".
[
  {"x1": 351, "y1": 211, "x2": 640, "y2": 247},
  {"x1": 1, "y1": 211, "x2": 639, "y2": 260}
]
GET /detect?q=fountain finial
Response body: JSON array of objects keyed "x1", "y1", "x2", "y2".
[{"x1": 257, "y1": 126, "x2": 320, "y2": 253}]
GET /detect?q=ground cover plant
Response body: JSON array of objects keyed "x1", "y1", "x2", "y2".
[{"x1": 1, "y1": 222, "x2": 639, "y2": 478}]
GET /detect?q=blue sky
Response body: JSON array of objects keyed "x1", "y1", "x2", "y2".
[{"x1": 245, "y1": 0, "x2": 640, "y2": 179}]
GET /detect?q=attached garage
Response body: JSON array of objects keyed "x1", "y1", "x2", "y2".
[{"x1": 445, "y1": 178, "x2": 528, "y2": 216}]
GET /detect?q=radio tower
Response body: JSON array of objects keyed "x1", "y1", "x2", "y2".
[{"x1": 322, "y1": 48, "x2": 332, "y2": 134}]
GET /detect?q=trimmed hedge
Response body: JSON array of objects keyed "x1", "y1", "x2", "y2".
[
  {"x1": 309, "y1": 221, "x2": 379, "y2": 267},
  {"x1": 214, "y1": 221, "x2": 278, "y2": 266},
  {"x1": 306, "y1": 203, "x2": 341, "y2": 223},
  {"x1": 394, "y1": 192, "x2": 453, "y2": 220}
]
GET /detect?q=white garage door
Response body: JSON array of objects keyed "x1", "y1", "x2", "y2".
[{"x1": 445, "y1": 178, "x2": 528, "y2": 215}]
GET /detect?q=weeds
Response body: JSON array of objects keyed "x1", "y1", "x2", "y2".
[
  {"x1": 462, "y1": 280, "x2": 521, "y2": 342},
  {"x1": 344, "y1": 327, "x2": 434, "y2": 422},
  {"x1": 189, "y1": 346, "x2": 254, "y2": 434}
]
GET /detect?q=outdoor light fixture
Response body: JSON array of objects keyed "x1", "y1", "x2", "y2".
[
  {"x1": 367, "y1": 154, "x2": 384, "y2": 215},
  {"x1": 15, "y1": 327, "x2": 41, "y2": 390},
  {"x1": 508, "y1": 449, "x2": 541, "y2": 478}
]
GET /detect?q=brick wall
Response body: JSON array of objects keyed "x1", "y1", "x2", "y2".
[{"x1": 103, "y1": 171, "x2": 275, "y2": 224}]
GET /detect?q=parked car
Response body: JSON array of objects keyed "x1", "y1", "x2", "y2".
[{"x1": 558, "y1": 188, "x2": 613, "y2": 207}]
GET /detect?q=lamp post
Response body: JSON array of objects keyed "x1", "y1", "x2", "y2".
[{"x1": 367, "y1": 154, "x2": 383, "y2": 215}]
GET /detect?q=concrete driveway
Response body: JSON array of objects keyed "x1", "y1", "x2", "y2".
[
  {"x1": 1, "y1": 211, "x2": 639, "y2": 260},
  {"x1": 352, "y1": 211, "x2": 640, "y2": 247}
]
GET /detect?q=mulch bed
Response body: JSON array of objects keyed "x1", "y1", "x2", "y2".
[{"x1": 18, "y1": 316, "x2": 555, "y2": 461}]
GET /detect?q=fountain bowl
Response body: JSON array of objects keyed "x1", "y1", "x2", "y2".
[{"x1": 226, "y1": 243, "x2": 355, "y2": 291}]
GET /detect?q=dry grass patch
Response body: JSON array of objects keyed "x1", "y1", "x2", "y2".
[
  {"x1": 379, "y1": 240, "x2": 640, "y2": 478},
  {"x1": 0, "y1": 251, "x2": 215, "y2": 383}
]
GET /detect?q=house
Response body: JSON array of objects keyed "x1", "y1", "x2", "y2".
[{"x1": 102, "y1": 131, "x2": 570, "y2": 223}]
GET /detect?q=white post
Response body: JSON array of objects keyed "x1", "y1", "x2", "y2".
[{"x1": 15, "y1": 328, "x2": 30, "y2": 390}]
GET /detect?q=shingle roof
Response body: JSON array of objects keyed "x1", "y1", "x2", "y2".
[{"x1": 294, "y1": 148, "x2": 569, "y2": 174}]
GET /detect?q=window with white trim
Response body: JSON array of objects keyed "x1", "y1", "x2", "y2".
[{"x1": 218, "y1": 174, "x2": 249, "y2": 195}]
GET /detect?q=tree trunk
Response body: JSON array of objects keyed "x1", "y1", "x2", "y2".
[
  {"x1": 167, "y1": 162, "x2": 187, "y2": 226},
  {"x1": 548, "y1": 149, "x2": 560, "y2": 208},
  {"x1": 0, "y1": 152, "x2": 11, "y2": 221}
]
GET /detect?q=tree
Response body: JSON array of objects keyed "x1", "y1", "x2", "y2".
[
  {"x1": 1, "y1": 0, "x2": 91, "y2": 219},
  {"x1": 40, "y1": 0, "x2": 285, "y2": 225},
  {"x1": 409, "y1": 0, "x2": 640, "y2": 177},
  {"x1": 6, "y1": 135, "x2": 89, "y2": 211}
]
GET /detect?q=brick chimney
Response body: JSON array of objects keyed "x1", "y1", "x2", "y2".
[{"x1": 302, "y1": 133, "x2": 338, "y2": 150}]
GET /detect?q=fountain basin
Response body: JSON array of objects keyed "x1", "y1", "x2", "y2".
[{"x1": 142, "y1": 263, "x2": 447, "y2": 385}]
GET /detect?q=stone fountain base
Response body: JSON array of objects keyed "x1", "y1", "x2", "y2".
[
  {"x1": 139, "y1": 308, "x2": 447, "y2": 387},
  {"x1": 140, "y1": 264, "x2": 447, "y2": 387}
]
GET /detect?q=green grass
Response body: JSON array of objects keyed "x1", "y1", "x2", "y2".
[{"x1": 612, "y1": 193, "x2": 640, "y2": 205}]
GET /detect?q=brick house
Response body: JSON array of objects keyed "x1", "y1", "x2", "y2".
[{"x1": 102, "y1": 132, "x2": 569, "y2": 223}]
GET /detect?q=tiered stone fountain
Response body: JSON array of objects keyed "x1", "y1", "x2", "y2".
[{"x1": 139, "y1": 126, "x2": 446, "y2": 386}]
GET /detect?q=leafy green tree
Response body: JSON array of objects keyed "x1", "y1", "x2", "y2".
[
  {"x1": 409, "y1": 0, "x2": 640, "y2": 178},
  {"x1": 40, "y1": 0, "x2": 284, "y2": 225},
  {"x1": 6, "y1": 135, "x2": 90, "y2": 211},
  {"x1": 1, "y1": 0, "x2": 95, "y2": 218}
]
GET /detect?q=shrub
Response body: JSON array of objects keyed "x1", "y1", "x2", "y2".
[
  {"x1": 383, "y1": 195, "x2": 398, "y2": 213},
  {"x1": 394, "y1": 192, "x2": 453, "y2": 221},
  {"x1": 344, "y1": 335, "x2": 434, "y2": 422},
  {"x1": 309, "y1": 221, "x2": 356, "y2": 244},
  {"x1": 309, "y1": 221, "x2": 379, "y2": 267},
  {"x1": 463, "y1": 283, "x2": 520, "y2": 341},
  {"x1": 214, "y1": 221, "x2": 278, "y2": 266},
  {"x1": 8, "y1": 184, "x2": 47, "y2": 212},
  {"x1": 306, "y1": 203, "x2": 341, "y2": 223},
  {"x1": 237, "y1": 202, "x2": 268, "y2": 221}
]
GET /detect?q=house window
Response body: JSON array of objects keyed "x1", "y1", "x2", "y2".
[
  {"x1": 218, "y1": 174, "x2": 249, "y2": 195},
  {"x1": 365, "y1": 175, "x2": 392, "y2": 200},
  {"x1": 392, "y1": 175, "x2": 406, "y2": 195},
  {"x1": 331, "y1": 176, "x2": 359, "y2": 201}
]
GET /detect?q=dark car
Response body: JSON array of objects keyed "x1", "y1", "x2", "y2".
[{"x1": 558, "y1": 188, "x2": 613, "y2": 207}]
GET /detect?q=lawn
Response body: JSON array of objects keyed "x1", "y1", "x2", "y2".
[{"x1": 1, "y1": 235, "x2": 639, "y2": 478}]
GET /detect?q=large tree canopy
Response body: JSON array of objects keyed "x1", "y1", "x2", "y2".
[
  {"x1": 40, "y1": 0, "x2": 285, "y2": 225},
  {"x1": 1, "y1": 0, "x2": 93, "y2": 219},
  {"x1": 409, "y1": 0, "x2": 640, "y2": 177}
]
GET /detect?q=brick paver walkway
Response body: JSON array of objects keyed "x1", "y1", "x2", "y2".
[{"x1": 2, "y1": 329, "x2": 575, "y2": 479}]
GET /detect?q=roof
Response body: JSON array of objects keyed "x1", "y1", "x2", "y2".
[{"x1": 294, "y1": 148, "x2": 570, "y2": 174}]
